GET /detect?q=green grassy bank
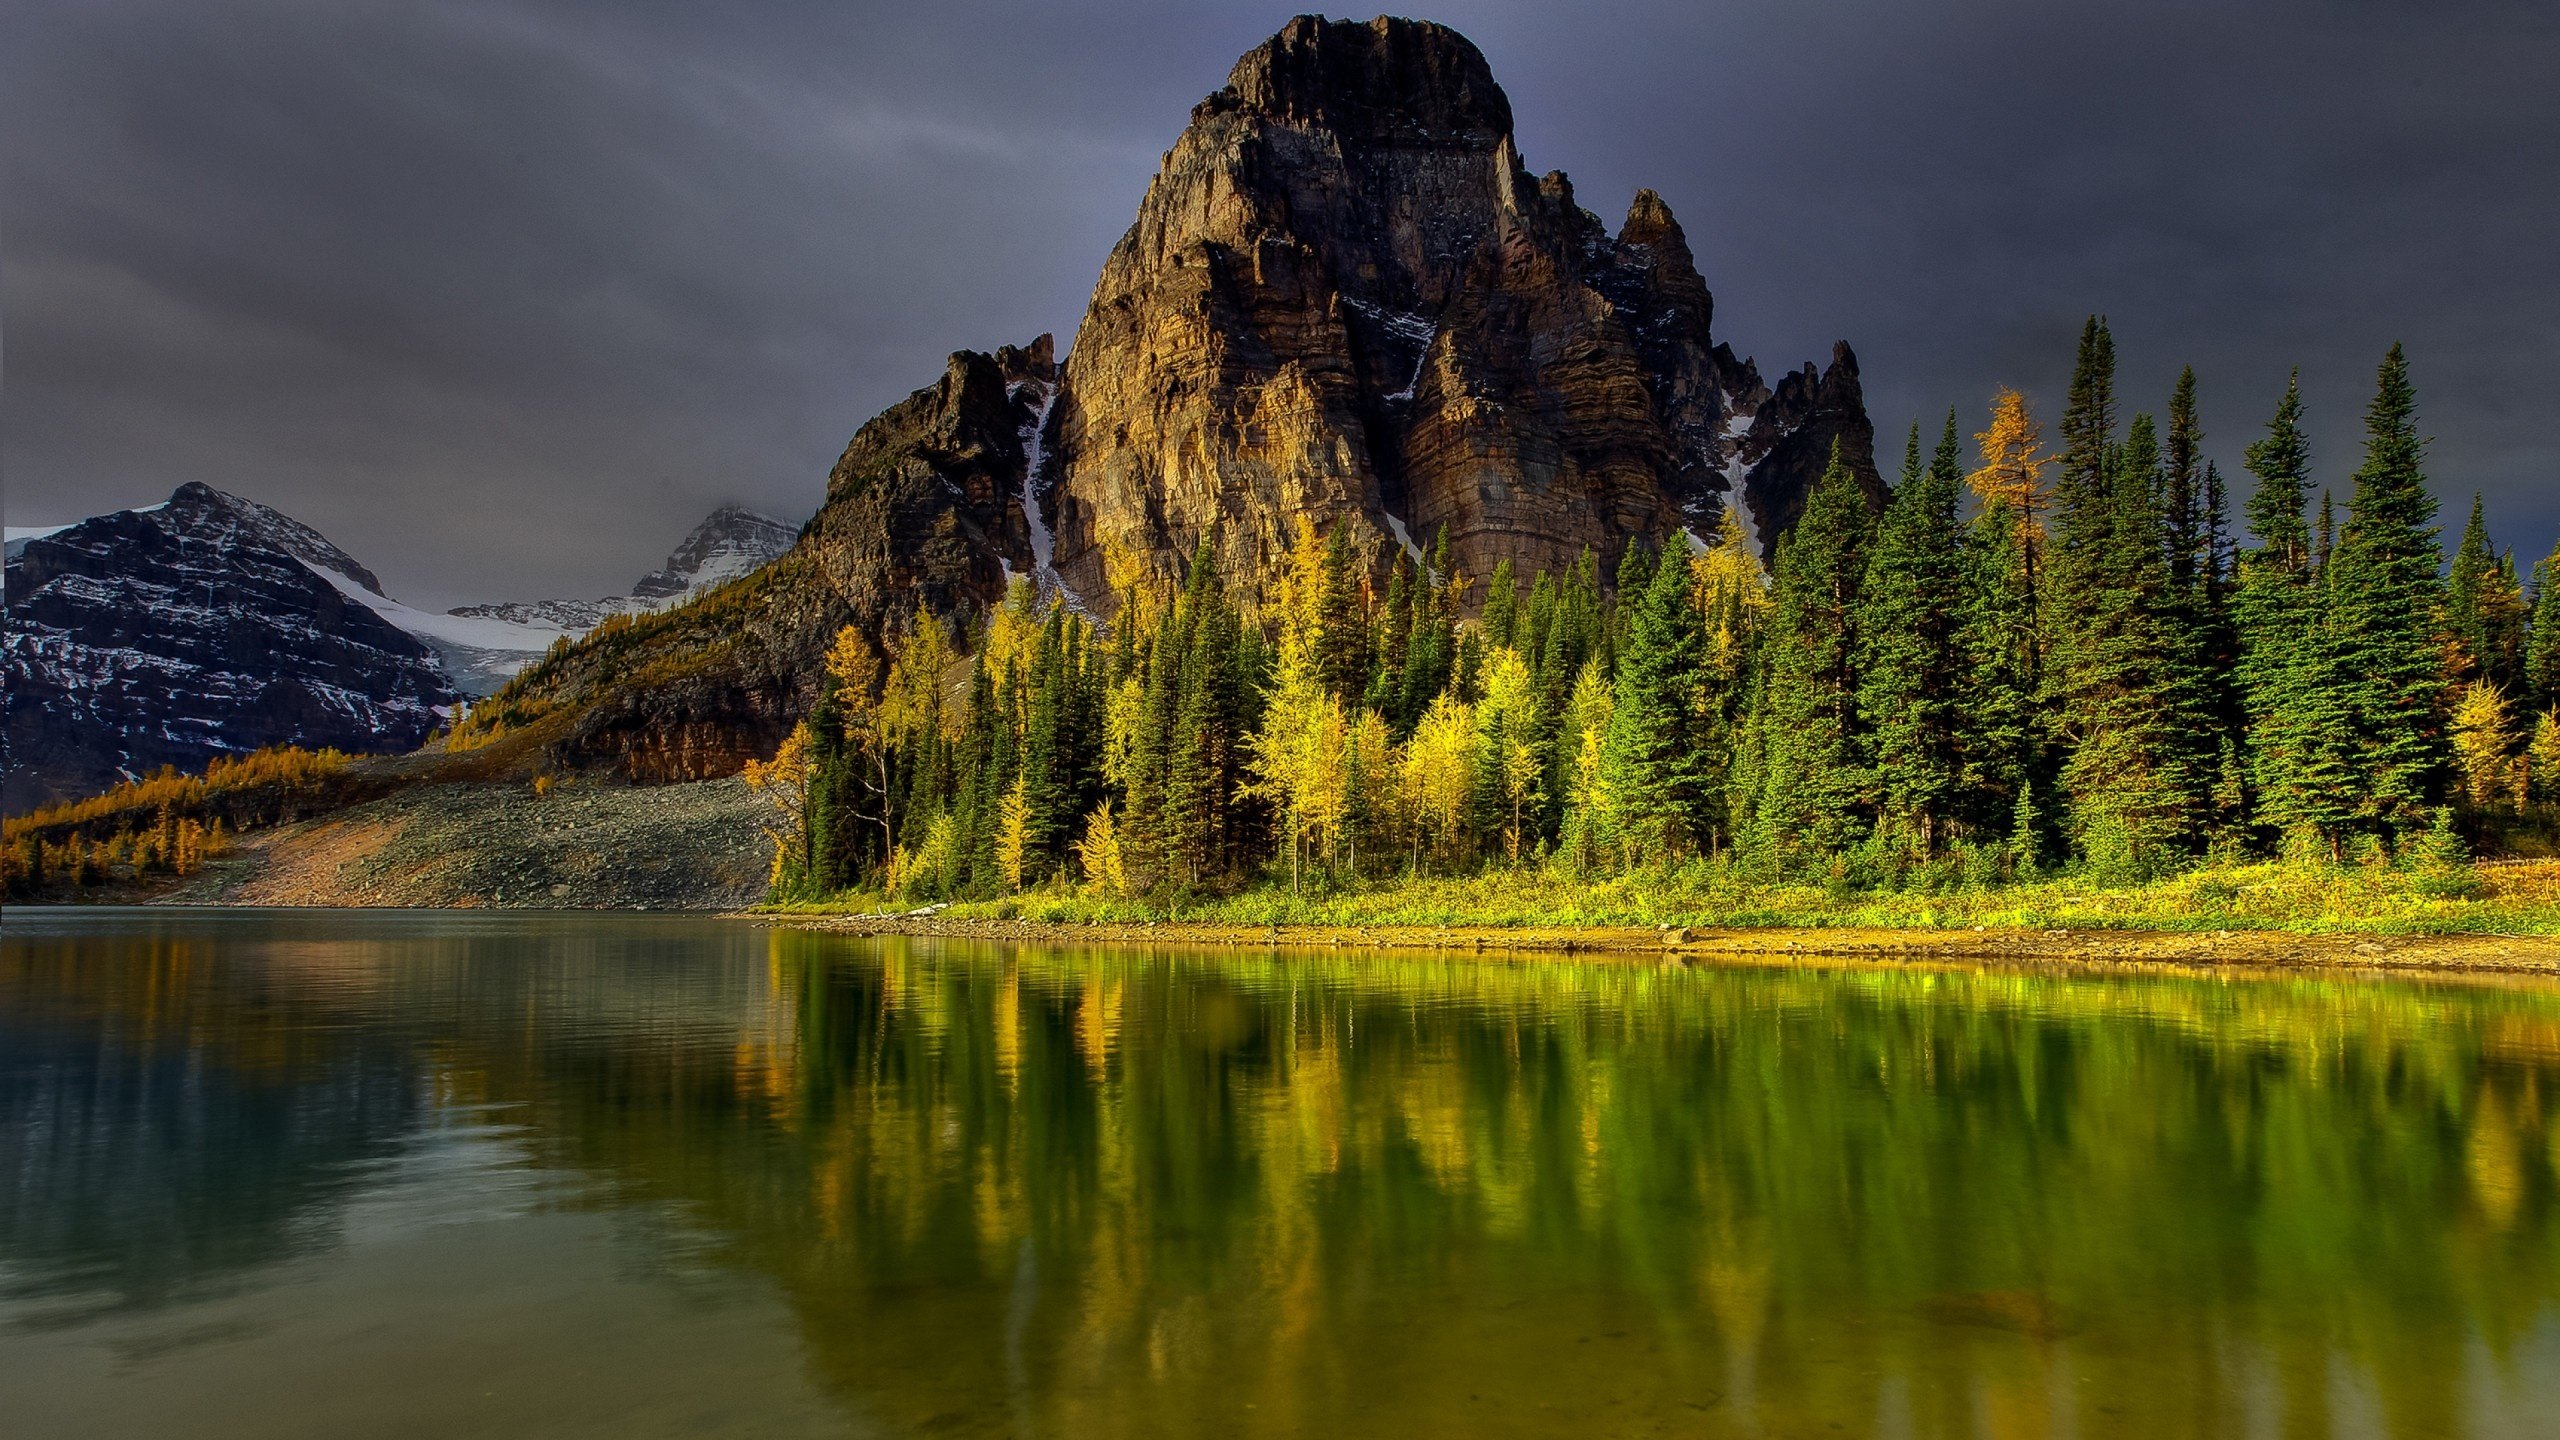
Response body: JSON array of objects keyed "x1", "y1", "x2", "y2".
[{"x1": 767, "y1": 857, "x2": 2560, "y2": 939}]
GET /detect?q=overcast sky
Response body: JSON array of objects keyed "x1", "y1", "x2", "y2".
[{"x1": 4, "y1": 1, "x2": 2554, "y2": 607}]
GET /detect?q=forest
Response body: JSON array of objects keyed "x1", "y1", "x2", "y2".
[{"x1": 755, "y1": 326, "x2": 2557, "y2": 907}]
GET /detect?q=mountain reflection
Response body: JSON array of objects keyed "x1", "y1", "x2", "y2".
[{"x1": 4, "y1": 912, "x2": 2558, "y2": 1438}]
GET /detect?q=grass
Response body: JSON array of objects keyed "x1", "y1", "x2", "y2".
[{"x1": 766, "y1": 856, "x2": 2560, "y2": 938}]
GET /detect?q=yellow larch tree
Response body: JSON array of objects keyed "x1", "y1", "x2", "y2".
[
  {"x1": 1968, "y1": 387, "x2": 2054, "y2": 549},
  {"x1": 1399, "y1": 693, "x2": 1476, "y2": 872},
  {"x1": 1474, "y1": 646, "x2": 1543, "y2": 863},
  {"x1": 741, "y1": 723, "x2": 815, "y2": 887},
  {"x1": 1244, "y1": 584, "x2": 1351, "y2": 895},
  {"x1": 2450, "y1": 680, "x2": 2518, "y2": 811}
]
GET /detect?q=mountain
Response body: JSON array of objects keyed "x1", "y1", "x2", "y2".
[
  {"x1": 436, "y1": 503, "x2": 797, "y2": 694},
  {"x1": 1046, "y1": 15, "x2": 1879, "y2": 601},
  {"x1": 3, "y1": 483, "x2": 459, "y2": 811},
  {"x1": 3, "y1": 488, "x2": 798, "y2": 809},
  {"x1": 311, "y1": 15, "x2": 1887, "y2": 783},
  {"x1": 629, "y1": 504, "x2": 799, "y2": 603}
]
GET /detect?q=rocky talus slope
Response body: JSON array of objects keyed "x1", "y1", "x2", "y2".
[
  {"x1": 432, "y1": 15, "x2": 1886, "y2": 783},
  {"x1": 155, "y1": 776, "x2": 771, "y2": 909}
]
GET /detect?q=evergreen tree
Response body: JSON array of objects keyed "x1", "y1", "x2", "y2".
[
  {"x1": 2528, "y1": 541, "x2": 2560, "y2": 711},
  {"x1": 2325, "y1": 344, "x2": 2449, "y2": 841},
  {"x1": 2232, "y1": 373, "x2": 2352, "y2": 849},
  {"x1": 2448, "y1": 495, "x2": 2497, "y2": 679},
  {"x1": 2153, "y1": 367, "x2": 2235, "y2": 843},
  {"x1": 1858, "y1": 422, "x2": 1968, "y2": 856},
  {"x1": 1743, "y1": 443, "x2": 1875, "y2": 864},
  {"x1": 2052, "y1": 409, "x2": 2185, "y2": 871},
  {"x1": 1956, "y1": 405, "x2": 2046, "y2": 845},
  {"x1": 1316, "y1": 521, "x2": 1369, "y2": 700},
  {"x1": 1481, "y1": 556, "x2": 1519, "y2": 652},
  {"x1": 1599, "y1": 536, "x2": 1709, "y2": 861}
]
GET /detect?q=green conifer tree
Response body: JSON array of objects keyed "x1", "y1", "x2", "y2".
[
  {"x1": 2325, "y1": 344, "x2": 2449, "y2": 842},
  {"x1": 1858, "y1": 422, "x2": 1968, "y2": 856},
  {"x1": 1743, "y1": 443, "x2": 1875, "y2": 865},
  {"x1": 1599, "y1": 540, "x2": 1709, "y2": 861}
]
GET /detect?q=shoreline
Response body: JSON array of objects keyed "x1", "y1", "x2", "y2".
[{"x1": 761, "y1": 911, "x2": 2560, "y2": 976}]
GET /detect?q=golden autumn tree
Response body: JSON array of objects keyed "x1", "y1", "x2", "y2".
[
  {"x1": 741, "y1": 723, "x2": 815, "y2": 887},
  {"x1": 2449, "y1": 680, "x2": 2519, "y2": 812},
  {"x1": 1968, "y1": 387, "x2": 2054, "y2": 550},
  {"x1": 824, "y1": 625, "x2": 899, "y2": 860},
  {"x1": 1246, "y1": 533, "x2": 1353, "y2": 894},
  {"x1": 1073, "y1": 802, "x2": 1130, "y2": 898},
  {"x1": 1473, "y1": 645, "x2": 1543, "y2": 863},
  {"x1": 1399, "y1": 693, "x2": 1476, "y2": 872},
  {"x1": 1558, "y1": 658, "x2": 1616, "y2": 871}
]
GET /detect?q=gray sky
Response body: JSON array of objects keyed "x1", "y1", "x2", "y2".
[{"x1": 5, "y1": 1, "x2": 2554, "y2": 608}]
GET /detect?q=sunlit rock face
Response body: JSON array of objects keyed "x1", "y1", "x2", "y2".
[
  {"x1": 1044, "y1": 14, "x2": 1881, "y2": 608},
  {"x1": 457, "y1": 16, "x2": 1885, "y2": 780}
]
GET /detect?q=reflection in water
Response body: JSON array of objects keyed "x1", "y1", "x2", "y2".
[{"x1": 4, "y1": 909, "x2": 2559, "y2": 1438}]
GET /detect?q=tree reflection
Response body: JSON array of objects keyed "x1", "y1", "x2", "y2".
[{"x1": 5, "y1": 918, "x2": 2557, "y2": 1438}]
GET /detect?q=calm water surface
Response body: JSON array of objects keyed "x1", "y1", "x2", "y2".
[{"x1": 4, "y1": 909, "x2": 2558, "y2": 1438}]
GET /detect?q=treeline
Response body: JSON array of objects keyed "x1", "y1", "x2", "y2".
[
  {"x1": 758, "y1": 327, "x2": 2550, "y2": 902},
  {"x1": 1, "y1": 744, "x2": 354, "y2": 899}
]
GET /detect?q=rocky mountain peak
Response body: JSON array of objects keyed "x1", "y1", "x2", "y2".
[
  {"x1": 159, "y1": 481, "x2": 387, "y2": 593},
  {"x1": 1046, "y1": 15, "x2": 1880, "y2": 606},
  {"x1": 461, "y1": 15, "x2": 1887, "y2": 783},
  {"x1": 1206, "y1": 15, "x2": 1514, "y2": 145},
  {"x1": 630, "y1": 503, "x2": 797, "y2": 602},
  {"x1": 5, "y1": 485, "x2": 452, "y2": 811}
]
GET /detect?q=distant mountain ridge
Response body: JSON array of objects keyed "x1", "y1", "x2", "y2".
[
  {"x1": 2, "y1": 487, "x2": 793, "y2": 810},
  {"x1": 432, "y1": 503, "x2": 796, "y2": 693},
  {"x1": 4, "y1": 483, "x2": 457, "y2": 810}
]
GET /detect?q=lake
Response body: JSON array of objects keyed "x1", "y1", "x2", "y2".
[{"x1": 2, "y1": 909, "x2": 2556, "y2": 1438}]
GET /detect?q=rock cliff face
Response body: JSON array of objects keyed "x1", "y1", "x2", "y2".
[
  {"x1": 3, "y1": 484, "x2": 458, "y2": 812},
  {"x1": 470, "y1": 15, "x2": 1882, "y2": 781},
  {"x1": 1042, "y1": 14, "x2": 1879, "y2": 604}
]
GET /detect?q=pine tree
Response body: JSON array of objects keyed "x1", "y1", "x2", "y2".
[
  {"x1": 1316, "y1": 521, "x2": 1370, "y2": 700},
  {"x1": 2448, "y1": 495, "x2": 2497, "y2": 680},
  {"x1": 1689, "y1": 505, "x2": 1771, "y2": 855},
  {"x1": 1481, "y1": 556, "x2": 1519, "y2": 652},
  {"x1": 1744, "y1": 443, "x2": 1875, "y2": 864},
  {"x1": 2052, "y1": 407, "x2": 2184, "y2": 872},
  {"x1": 2447, "y1": 496, "x2": 2528, "y2": 691},
  {"x1": 2153, "y1": 367, "x2": 2235, "y2": 843},
  {"x1": 1858, "y1": 422, "x2": 1968, "y2": 856},
  {"x1": 2233, "y1": 373, "x2": 2351, "y2": 850},
  {"x1": 1600, "y1": 537, "x2": 1710, "y2": 862},
  {"x1": 2325, "y1": 344, "x2": 2448, "y2": 842},
  {"x1": 2528, "y1": 541, "x2": 2560, "y2": 711}
]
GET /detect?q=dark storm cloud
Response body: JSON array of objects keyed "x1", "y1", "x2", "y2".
[{"x1": 5, "y1": 1, "x2": 2555, "y2": 605}]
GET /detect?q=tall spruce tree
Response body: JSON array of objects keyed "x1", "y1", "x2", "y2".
[
  {"x1": 2052, "y1": 409, "x2": 2184, "y2": 871},
  {"x1": 2325, "y1": 344, "x2": 2448, "y2": 841},
  {"x1": 1955, "y1": 404, "x2": 2046, "y2": 847},
  {"x1": 1858, "y1": 423, "x2": 1968, "y2": 856},
  {"x1": 1599, "y1": 542, "x2": 1709, "y2": 861},
  {"x1": 2235, "y1": 377, "x2": 2357, "y2": 851},
  {"x1": 2448, "y1": 495, "x2": 2497, "y2": 680},
  {"x1": 2528, "y1": 541, "x2": 2560, "y2": 711},
  {"x1": 2154, "y1": 367, "x2": 2234, "y2": 843},
  {"x1": 1743, "y1": 443, "x2": 1875, "y2": 865}
]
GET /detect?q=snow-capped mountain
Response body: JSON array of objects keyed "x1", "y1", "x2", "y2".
[
  {"x1": 3, "y1": 483, "x2": 459, "y2": 811},
  {"x1": 3, "y1": 486, "x2": 796, "y2": 810},
  {"x1": 435, "y1": 504, "x2": 796, "y2": 693}
]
